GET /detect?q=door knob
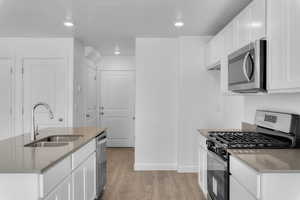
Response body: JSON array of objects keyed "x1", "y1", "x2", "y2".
[
  {"x1": 58, "y1": 118, "x2": 64, "y2": 122},
  {"x1": 100, "y1": 112, "x2": 104, "y2": 115},
  {"x1": 86, "y1": 114, "x2": 90, "y2": 118}
]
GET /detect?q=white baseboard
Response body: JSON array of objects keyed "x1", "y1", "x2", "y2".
[
  {"x1": 134, "y1": 163, "x2": 177, "y2": 171},
  {"x1": 177, "y1": 165, "x2": 198, "y2": 173}
]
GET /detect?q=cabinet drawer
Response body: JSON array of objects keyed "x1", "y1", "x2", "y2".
[
  {"x1": 72, "y1": 139, "x2": 96, "y2": 170},
  {"x1": 230, "y1": 176, "x2": 257, "y2": 200},
  {"x1": 40, "y1": 156, "x2": 72, "y2": 198},
  {"x1": 230, "y1": 156, "x2": 260, "y2": 199}
]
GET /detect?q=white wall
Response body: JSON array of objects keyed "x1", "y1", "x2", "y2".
[
  {"x1": 135, "y1": 38, "x2": 179, "y2": 170},
  {"x1": 244, "y1": 94, "x2": 300, "y2": 123},
  {"x1": 177, "y1": 37, "x2": 223, "y2": 172}
]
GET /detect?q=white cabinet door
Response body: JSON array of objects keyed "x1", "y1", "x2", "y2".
[
  {"x1": 85, "y1": 66, "x2": 97, "y2": 127},
  {"x1": 44, "y1": 177, "x2": 72, "y2": 200},
  {"x1": 72, "y1": 153, "x2": 96, "y2": 200},
  {"x1": 230, "y1": 176, "x2": 256, "y2": 200},
  {"x1": 73, "y1": 164, "x2": 85, "y2": 200},
  {"x1": 236, "y1": 6, "x2": 252, "y2": 48},
  {"x1": 268, "y1": 0, "x2": 300, "y2": 92},
  {"x1": 100, "y1": 71, "x2": 135, "y2": 147},
  {"x1": 251, "y1": 0, "x2": 266, "y2": 41},
  {"x1": 0, "y1": 58, "x2": 13, "y2": 140},
  {"x1": 44, "y1": 192, "x2": 57, "y2": 200},
  {"x1": 85, "y1": 153, "x2": 96, "y2": 200},
  {"x1": 22, "y1": 58, "x2": 68, "y2": 133}
]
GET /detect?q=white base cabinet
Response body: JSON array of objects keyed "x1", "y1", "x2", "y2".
[
  {"x1": 73, "y1": 152, "x2": 96, "y2": 200},
  {"x1": 198, "y1": 134, "x2": 207, "y2": 196},
  {"x1": 230, "y1": 155, "x2": 300, "y2": 200},
  {"x1": 44, "y1": 177, "x2": 72, "y2": 200}
]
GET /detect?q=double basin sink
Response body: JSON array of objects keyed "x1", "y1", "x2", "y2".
[{"x1": 25, "y1": 135, "x2": 83, "y2": 147}]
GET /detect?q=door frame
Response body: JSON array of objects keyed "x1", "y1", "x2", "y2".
[{"x1": 97, "y1": 66, "x2": 136, "y2": 147}]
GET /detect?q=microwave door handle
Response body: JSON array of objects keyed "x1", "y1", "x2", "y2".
[{"x1": 242, "y1": 52, "x2": 251, "y2": 82}]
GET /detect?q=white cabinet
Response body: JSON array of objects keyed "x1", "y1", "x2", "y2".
[
  {"x1": 73, "y1": 163, "x2": 85, "y2": 200},
  {"x1": 267, "y1": 0, "x2": 300, "y2": 92},
  {"x1": 44, "y1": 177, "x2": 72, "y2": 200},
  {"x1": 230, "y1": 176, "x2": 256, "y2": 200},
  {"x1": 236, "y1": 6, "x2": 252, "y2": 49},
  {"x1": 198, "y1": 134, "x2": 207, "y2": 195},
  {"x1": 205, "y1": 32, "x2": 224, "y2": 69},
  {"x1": 0, "y1": 57, "x2": 14, "y2": 140},
  {"x1": 235, "y1": 0, "x2": 266, "y2": 49},
  {"x1": 72, "y1": 152, "x2": 96, "y2": 200},
  {"x1": 251, "y1": 0, "x2": 266, "y2": 41}
]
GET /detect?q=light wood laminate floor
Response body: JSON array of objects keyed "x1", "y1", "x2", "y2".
[{"x1": 102, "y1": 148, "x2": 206, "y2": 200}]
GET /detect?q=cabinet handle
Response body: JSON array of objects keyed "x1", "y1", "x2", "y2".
[{"x1": 100, "y1": 112, "x2": 104, "y2": 115}]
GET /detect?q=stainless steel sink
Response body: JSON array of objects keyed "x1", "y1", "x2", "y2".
[
  {"x1": 40, "y1": 135, "x2": 83, "y2": 143},
  {"x1": 25, "y1": 141, "x2": 69, "y2": 147},
  {"x1": 24, "y1": 135, "x2": 83, "y2": 147}
]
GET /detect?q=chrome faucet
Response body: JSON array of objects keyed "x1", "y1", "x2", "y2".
[{"x1": 31, "y1": 102, "x2": 54, "y2": 141}]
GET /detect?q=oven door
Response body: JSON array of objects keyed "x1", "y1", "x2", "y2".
[
  {"x1": 228, "y1": 40, "x2": 266, "y2": 92},
  {"x1": 207, "y1": 150, "x2": 229, "y2": 200}
]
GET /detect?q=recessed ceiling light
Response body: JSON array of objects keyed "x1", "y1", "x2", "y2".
[
  {"x1": 63, "y1": 20, "x2": 74, "y2": 27},
  {"x1": 174, "y1": 20, "x2": 184, "y2": 28},
  {"x1": 114, "y1": 46, "x2": 121, "y2": 55}
]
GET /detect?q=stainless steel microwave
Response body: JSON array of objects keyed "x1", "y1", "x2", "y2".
[{"x1": 228, "y1": 40, "x2": 267, "y2": 93}]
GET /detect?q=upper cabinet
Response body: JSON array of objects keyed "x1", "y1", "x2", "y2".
[
  {"x1": 267, "y1": 0, "x2": 300, "y2": 92},
  {"x1": 205, "y1": 32, "x2": 224, "y2": 69},
  {"x1": 235, "y1": 0, "x2": 266, "y2": 50}
]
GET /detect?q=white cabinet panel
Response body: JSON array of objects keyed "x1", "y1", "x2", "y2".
[
  {"x1": 198, "y1": 134, "x2": 207, "y2": 195},
  {"x1": 73, "y1": 164, "x2": 84, "y2": 200},
  {"x1": 236, "y1": 7, "x2": 252, "y2": 48},
  {"x1": 41, "y1": 156, "x2": 71, "y2": 197},
  {"x1": 85, "y1": 153, "x2": 96, "y2": 200},
  {"x1": 230, "y1": 176, "x2": 256, "y2": 200},
  {"x1": 22, "y1": 58, "x2": 68, "y2": 133},
  {"x1": 230, "y1": 156, "x2": 260, "y2": 199},
  {"x1": 268, "y1": 0, "x2": 300, "y2": 92},
  {"x1": 44, "y1": 176, "x2": 72, "y2": 200},
  {"x1": 251, "y1": 0, "x2": 266, "y2": 40},
  {"x1": 0, "y1": 58, "x2": 13, "y2": 140},
  {"x1": 72, "y1": 153, "x2": 96, "y2": 200}
]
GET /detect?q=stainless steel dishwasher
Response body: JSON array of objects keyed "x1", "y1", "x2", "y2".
[{"x1": 96, "y1": 132, "x2": 107, "y2": 198}]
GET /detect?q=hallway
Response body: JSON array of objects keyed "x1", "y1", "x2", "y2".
[{"x1": 103, "y1": 148, "x2": 205, "y2": 200}]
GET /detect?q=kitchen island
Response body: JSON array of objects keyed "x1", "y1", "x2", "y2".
[{"x1": 0, "y1": 127, "x2": 106, "y2": 200}]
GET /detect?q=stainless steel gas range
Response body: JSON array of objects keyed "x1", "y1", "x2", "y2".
[{"x1": 206, "y1": 110, "x2": 300, "y2": 200}]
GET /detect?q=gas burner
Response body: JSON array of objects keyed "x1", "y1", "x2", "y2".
[{"x1": 208, "y1": 131, "x2": 290, "y2": 149}]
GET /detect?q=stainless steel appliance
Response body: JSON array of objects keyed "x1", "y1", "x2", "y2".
[
  {"x1": 96, "y1": 132, "x2": 107, "y2": 198},
  {"x1": 228, "y1": 40, "x2": 267, "y2": 93},
  {"x1": 206, "y1": 110, "x2": 300, "y2": 200}
]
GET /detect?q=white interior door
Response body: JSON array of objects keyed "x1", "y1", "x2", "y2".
[
  {"x1": 100, "y1": 70, "x2": 135, "y2": 147},
  {"x1": 22, "y1": 58, "x2": 68, "y2": 133},
  {"x1": 85, "y1": 66, "x2": 97, "y2": 127},
  {"x1": 0, "y1": 58, "x2": 13, "y2": 140}
]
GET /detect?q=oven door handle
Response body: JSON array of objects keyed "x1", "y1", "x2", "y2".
[{"x1": 242, "y1": 52, "x2": 251, "y2": 82}]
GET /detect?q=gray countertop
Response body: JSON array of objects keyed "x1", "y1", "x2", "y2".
[{"x1": 0, "y1": 127, "x2": 106, "y2": 174}]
